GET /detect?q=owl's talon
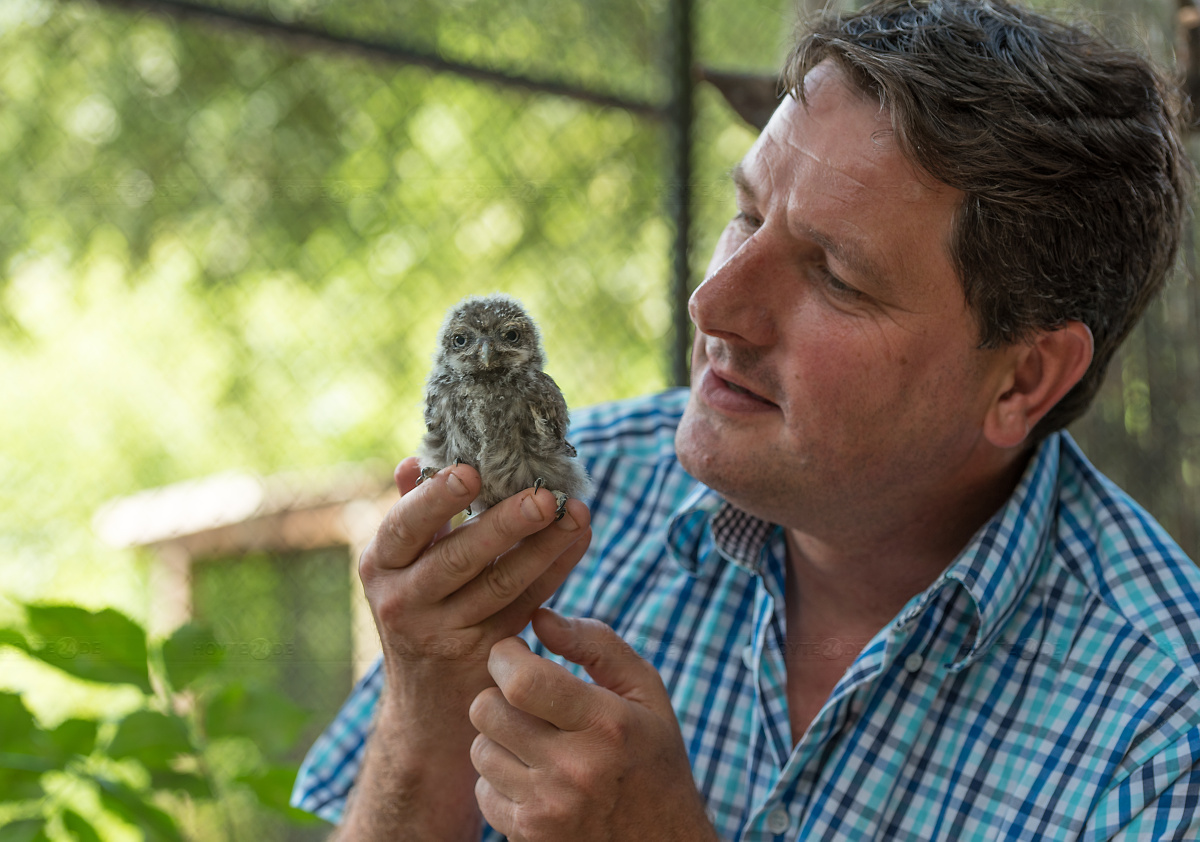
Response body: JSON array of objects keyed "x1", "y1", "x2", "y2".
[
  {"x1": 553, "y1": 491, "x2": 568, "y2": 520},
  {"x1": 533, "y1": 477, "x2": 544, "y2": 493},
  {"x1": 415, "y1": 466, "x2": 438, "y2": 486}
]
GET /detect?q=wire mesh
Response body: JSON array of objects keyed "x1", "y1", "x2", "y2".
[{"x1": 2, "y1": 0, "x2": 1199, "y2": 838}]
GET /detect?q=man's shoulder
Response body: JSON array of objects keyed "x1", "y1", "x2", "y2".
[
  {"x1": 1052, "y1": 435, "x2": 1200, "y2": 684},
  {"x1": 567, "y1": 389, "x2": 690, "y2": 463}
]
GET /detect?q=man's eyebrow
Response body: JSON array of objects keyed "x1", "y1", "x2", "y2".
[
  {"x1": 730, "y1": 162, "x2": 892, "y2": 294},
  {"x1": 805, "y1": 225, "x2": 892, "y2": 292},
  {"x1": 729, "y1": 163, "x2": 755, "y2": 200}
]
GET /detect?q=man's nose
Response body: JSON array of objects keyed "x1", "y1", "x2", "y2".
[{"x1": 688, "y1": 233, "x2": 778, "y2": 347}]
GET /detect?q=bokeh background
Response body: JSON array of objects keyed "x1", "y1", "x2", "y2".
[{"x1": 0, "y1": 0, "x2": 1197, "y2": 838}]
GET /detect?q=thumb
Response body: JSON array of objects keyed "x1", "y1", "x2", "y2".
[{"x1": 532, "y1": 608, "x2": 665, "y2": 705}]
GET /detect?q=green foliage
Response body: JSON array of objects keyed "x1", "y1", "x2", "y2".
[
  {"x1": 20, "y1": 605, "x2": 152, "y2": 693},
  {"x1": 0, "y1": 605, "x2": 311, "y2": 841}
]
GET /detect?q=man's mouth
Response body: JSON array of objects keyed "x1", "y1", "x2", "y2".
[{"x1": 719, "y1": 375, "x2": 776, "y2": 406}]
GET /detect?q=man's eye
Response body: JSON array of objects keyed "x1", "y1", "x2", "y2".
[
  {"x1": 733, "y1": 211, "x2": 762, "y2": 229},
  {"x1": 819, "y1": 267, "x2": 863, "y2": 299}
]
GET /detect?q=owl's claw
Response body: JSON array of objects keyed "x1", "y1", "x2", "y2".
[
  {"x1": 553, "y1": 491, "x2": 568, "y2": 520},
  {"x1": 415, "y1": 466, "x2": 438, "y2": 486},
  {"x1": 533, "y1": 477, "x2": 544, "y2": 493}
]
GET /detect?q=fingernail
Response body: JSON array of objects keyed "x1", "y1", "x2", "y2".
[
  {"x1": 447, "y1": 471, "x2": 468, "y2": 496},
  {"x1": 521, "y1": 493, "x2": 543, "y2": 522},
  {"x1": 556, "y1": 510, "x2": 579, "y2": 531}
]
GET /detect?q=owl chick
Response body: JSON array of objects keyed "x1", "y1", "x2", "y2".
[{"x1": 416, "y1": 294, "x2": 590, "y2": 517}]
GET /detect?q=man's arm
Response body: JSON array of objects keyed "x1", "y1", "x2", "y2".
[{"x1": 332, "y1": 457, "x2": 592, "y2": 841}]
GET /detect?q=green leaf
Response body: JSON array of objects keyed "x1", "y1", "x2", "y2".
[
  {"x1": 0, "y1": 692, "x2": 37, "y2": 750},
  {"x1": 205, "y1": 682, "x2": 308, "y2": 758},
  {"x1": 0, "y1": 764, "x2": 45, "y2": 800},
  {"x1": 149, "y1": 769, "x2": 212, "y2": 798},
  {"x1": 160, "y1": 622, "x2": 224, "y2": 691},
  {"x1": 108, "y1": 710, "x2": 193, "y2": 769},
  {"x1": 23, "y1": 605, "x2": 151, "y2": 692},
  {"x1": 95, "y1": 778, "x2": 184, "y2": 842},
  {"x1": 0, "y1": 693, "x2": 48, "y2": 798},
  {"x1": 235, "y1": 765, "x2": 320, "y2": 824},
  {"x1": 0, "y1": 628, "x2": 29, "y2": 651},
  {"x1": 44, "y1": 718, "x2": 98, "y2": 761},
  {"x1": 61, "y1": 810, "x2": 103, "y2": 842},
  {"x1": 0, "y1": 819, "x2": 46, "y2": 842}
]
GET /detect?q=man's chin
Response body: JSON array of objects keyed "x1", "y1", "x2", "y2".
[{"x1": 676, "y1": 403, "x2": 757, "y2": 499}]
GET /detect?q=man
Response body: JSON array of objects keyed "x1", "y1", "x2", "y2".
[{"x1": 292, "y1": 0, "x2": 1200, "y2": 838}]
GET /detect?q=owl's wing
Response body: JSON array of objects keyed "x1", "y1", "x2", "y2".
[
  {"x1": 419, "y1": 377, "x2": 452, "y2": 464},
  {"x1": 535, "y1": 371, "x2": 577, "y2": 456}
]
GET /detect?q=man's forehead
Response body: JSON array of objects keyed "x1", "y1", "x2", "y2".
[{"x1": 738, "y1": 68, "x2": 948, "y2": 206}]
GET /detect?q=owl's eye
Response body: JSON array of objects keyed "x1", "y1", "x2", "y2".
[
  {"x1": 452, "y1": 334, "x2": 468, "y2": 348},
  {"x1": 502, "y1": 329, "x2": 520, "y2": 343}
]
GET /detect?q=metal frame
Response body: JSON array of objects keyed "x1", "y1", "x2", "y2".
[{"x1": 80, "y1": 0, "x2": 698, "y2": 386}]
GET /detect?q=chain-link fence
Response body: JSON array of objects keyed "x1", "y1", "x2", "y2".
[{"x1": 1, "y1": 0, "x2": 1198, "y2": 838}]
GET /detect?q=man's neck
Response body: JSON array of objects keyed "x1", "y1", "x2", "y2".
[{"x1": 782, "y1": 445, "x2": 1032, "y2": 644}]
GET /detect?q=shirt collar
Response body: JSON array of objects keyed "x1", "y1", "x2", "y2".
[
  {"x1": 895, "y1": 432, "x2": 1062, "y2": 670},
  {"x1": 665, "y1": 433, "x2": 1063, "y2": 668},
  {"x1": 666, "y1": 483, "x2": 775, "y2": 575}
]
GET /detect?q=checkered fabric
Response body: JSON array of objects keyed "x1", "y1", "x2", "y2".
[{"x1": 293, "y1": 389, "x2": 1200, "y2": 840}]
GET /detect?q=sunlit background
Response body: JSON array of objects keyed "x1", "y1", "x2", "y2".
[{"x1": 0, "y1": 0, "x2": 1196, "y2": 838}]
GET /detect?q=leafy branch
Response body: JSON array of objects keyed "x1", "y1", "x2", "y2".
[{"x1": 0, "y1": 604, "x2": 317, "y2": 840}]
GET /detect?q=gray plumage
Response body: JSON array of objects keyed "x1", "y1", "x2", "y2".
[{"x1": 417, "y1": 294, "x2": 590, "y2": 515}]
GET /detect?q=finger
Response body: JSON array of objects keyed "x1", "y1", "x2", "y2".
[
  {"x1": 361, "y1": 462, "x2": 480, "y2": 573},
  {"x1": 449, "y1": 497, "x2": 591, "y2": 624},
  {"x1": 470, "y1": 686, "x2": 556, "y2": 767},
  {"x1": 395, "y1": 457, "x2": 422, "y2": 495},
  {"x1": 488, "y1": 519, "x2": 591, "y2": 632},
  {"x1": 469, "y1": 731, "x2": 530, "y2": 799},
  {"x1": 474, "y1": 775, "x2": 516, "y2": 838},
  {"x1": 409, "y1": 484, "x2": 577, "y2": 604},
  {"x1": 395, "y1": 458, "x2": 456, "y2": 542},
  {"x1": 488, "y1": 635, "x2": 608, "y2": 732},
  {"x1": 533, "y1": 609, "x2": 666, "y2": 707}
]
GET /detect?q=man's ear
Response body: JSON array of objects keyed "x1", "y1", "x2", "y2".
[{"x1": 984, "y1": 321, "x2": 1094, "y2": 449}]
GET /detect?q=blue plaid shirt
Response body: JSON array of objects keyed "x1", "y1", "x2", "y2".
[{"x1": 293, "y1": 389, "x2": 1200, "y2": 839}]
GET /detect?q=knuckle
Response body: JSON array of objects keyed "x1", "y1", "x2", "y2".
[
  {"x1": 384, "y1": 513, "x2": 420, "y2": 556},
  {"x1": 436, "y1": 538, "x2": 478, "y2": 580},
  {"x1": 469, "y1": 732, "x2": 488, "y2": 769},
  {"x1": 482, "y1": 559, "x2": 523, "y2": 602},
  {"x1": 592, "y1": 712, "x2": 631, "y2": 749},
  {"x1": 357, "y1": 540, "x2": 379, "y2": 582},
  {"x1": 500, "y1": 663, "x2": 544, "y2": 709},
  {"x1": 469, "y1": 686, "x2": 501, "y2": 728}
]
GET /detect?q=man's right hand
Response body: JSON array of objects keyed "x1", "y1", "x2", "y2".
[
  {"x1": 336, "y1": 456, "x2": 592, "y2": 841},
  {"x1": 361, "y1": 456, "x2": 592, "y2": 704}
]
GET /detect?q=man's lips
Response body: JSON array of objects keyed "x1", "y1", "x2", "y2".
[
  {"x1": 722, "y1": 376, "x2": 774, "y2": 404},
  {"x1": 698, "y1": 367, "x2": 779, "y2": 413}
]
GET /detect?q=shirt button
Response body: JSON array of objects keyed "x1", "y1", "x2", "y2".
[
  {"x1": 904, "y1": 653, "x2": 924, "y2": 673},
  {"x1": 765, "y1": 808, "x2": 790, "y2": 834},
  {"x1": 742, "y1": 643, "x2": 755, "y2": 670}
]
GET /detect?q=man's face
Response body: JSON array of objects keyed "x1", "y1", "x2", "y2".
[{"x1": 675, "y1": 62, "x2": 1012, "y2": 536}]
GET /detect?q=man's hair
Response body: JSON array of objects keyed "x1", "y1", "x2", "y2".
[{"x1": 785, "y1": 0, "x2": 1192, "y2": 440}]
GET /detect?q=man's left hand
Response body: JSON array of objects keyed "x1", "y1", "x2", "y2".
[{"x1": 469, "y1": 608, "x2": 721, "y2": 842}]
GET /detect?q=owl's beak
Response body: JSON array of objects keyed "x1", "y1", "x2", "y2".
[{"x1": 479, "y1": 339, "x2": 492, "y2": 368}]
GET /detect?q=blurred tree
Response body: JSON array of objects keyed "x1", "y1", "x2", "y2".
[{"x1": 1, "y1": 0, "x2": 1198, "y2": 837}]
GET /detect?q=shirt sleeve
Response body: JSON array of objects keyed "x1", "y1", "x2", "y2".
[
  {"x1": 289, "y1": 656, "x2": 384, "y2": 823},
  {"x1": 1085, "y1": 727, "x2": 1200, "y2": 841}
]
